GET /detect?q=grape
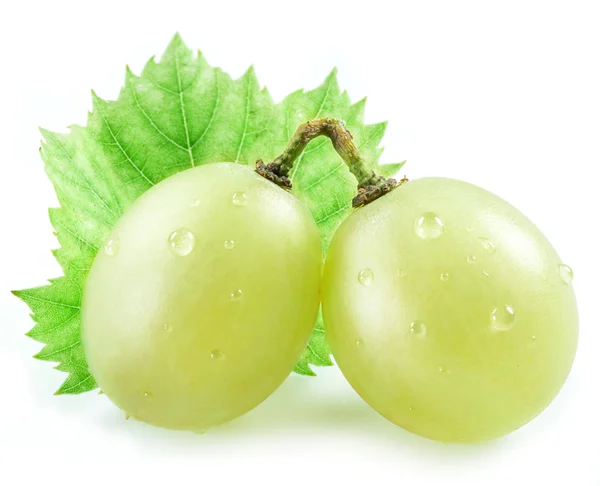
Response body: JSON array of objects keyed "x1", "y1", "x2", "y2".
[
  {"x1": 322, "y1": 177, "x2": 578, "y2": 443},
  {"x1": 82, "y1": 163, "x2": 322, "y2": 431}
]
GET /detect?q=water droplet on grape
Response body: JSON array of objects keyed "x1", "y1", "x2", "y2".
[
  {"x1": 168, "y1": 228, "x2": 195, "y2": 256},
  {"x1": 355, "y1": 338, "x2": 364, "y2": 347},
  {"x1": 479, "y1": 238, "x2": 496, "y2": 254},
  {"x1": 397, "y1": 268, "x2": 407, "y2": 278},
  {"x1": 409, "y1": 406, "x2": 415, "y2": 412},
  {"x1": 481, "y1": 270, "x2": 490, "y2": 277},
  {"x1": 490, "y1": 305, "x2": 516, "y2": 331},
  {"x1": 528, "y1": 335, "x2": 537, "y2": 347},
  {"x1": 466, "y1": 224, "x2": 475, "y2": 233},
  {"x1": 297, "y1": 112, "x2": 304, "y2": 119},
  {"x1": 437, "y1": 365, "x2": 450, "y2": 374},
  {"x1": 440, "y1": 272, "x2": 450, "y2": 281},
  {"x1": 558, "y1": 264, "x2": 574, "y2": 285},
  {"x1": 409, "y1": 321, "x2": 427, "y2": 337},
  {"x1": 224, "y1": 239, "x2": 235, "y2": 250},
  {"x1": 466, "y1": 255, "x2": 477, "y2": 264},
  {"x1": 210, "y1": 349, "x2": 224, "y2": 360},
  {"x1": 104, "y1": 237, "x2": 119, "y2": 256},
  {"x1": 190, "y1": 198, "x2": 201, "y2": 208},
  {"x1": 143, "y1": 391, "x2": 153, "y2": 399},
  {"x1": 232, "y1": 192, "x2": 248, "y2": 206},
  {"x1": 414, "y1": 212, "x2": 445, "y2": 239},
  {"x1": 164, "y1": 324, "x2": 173, "y2": 333},
  {"x1": 230, "y1": 289, "x2": 243, "y2": 301},
  {"x1": 358, "y1": 268, "x2": 374, "y2": 286}
]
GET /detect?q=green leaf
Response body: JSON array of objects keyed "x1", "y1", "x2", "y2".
[
  {"x1": 293, "y1": 314, "x2": 332, "y2": 376},
  {"x1": 14, "y1": 34, "x2": 402, "y2": 393}
]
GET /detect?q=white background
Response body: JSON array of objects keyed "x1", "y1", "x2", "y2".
[{"x1": 1, "y1": 1, "x2": 599, "y2": 484}]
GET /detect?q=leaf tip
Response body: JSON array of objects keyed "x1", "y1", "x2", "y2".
[
  {"x1": 242, "y1": 64, "x2": 258, "y2": 81},
  {"x1": 171, "y1": 31, "x2": 184, "y2": 44},
  {"x1": 38, "y1": 127, "x2": 54, "y2": 141},
  {"x1": 124, "y1": 64, "x2": 136, "y2": 81},
  {"x1": 323, "y1": 67, "x2": 340, "y2": 88},
  {"x1": 90, "y1": 90, "x2": 107, "y2": 111},
  {"x1": 295, "y1": 366, "x2": 317, "y2": 377},
  {"x1": 142, "y1": 55, "x2": 158, "y2": 73},
  {"x1": 165, "y1": 32, "x2": 187, "y2": 55},
  {"x1": 11, "y1": 288, "x2": 29, "y2": 304}
]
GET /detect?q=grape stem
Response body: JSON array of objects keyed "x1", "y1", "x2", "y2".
[{"x1": 255, "y1": 118, "x2": 399, "y2": 207}]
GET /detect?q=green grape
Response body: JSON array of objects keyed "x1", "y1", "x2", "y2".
[
  {"x1": 82, "y1": 163, "x2": 322, "y2": 431},
  {"x1": 322, "y1": 177, "x2": 578, "y2": 443}
]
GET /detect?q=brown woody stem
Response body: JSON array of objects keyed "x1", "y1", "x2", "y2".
[{"x1": 255, "y1": 118, "x2": 399, "y2": 207}]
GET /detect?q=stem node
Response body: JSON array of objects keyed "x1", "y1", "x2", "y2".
[{"x1": 255, "y1": 159, "x2": 292, "y2": 189}]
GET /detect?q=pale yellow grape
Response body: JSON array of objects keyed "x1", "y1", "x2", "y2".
[
  {"x1": 322, "y1": 177, "x2": 578, "y2": 443},
  {"x1": 82, "y1": 163, "x2": 322, "y2": 431}
]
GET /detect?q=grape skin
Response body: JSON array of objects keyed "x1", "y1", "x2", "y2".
[
  {"x1": 82, "y1": 163, "x2": 322, "y2": 431},
  {"x1": 322, "y1": 177, "x2": 578, "y2": 443}
]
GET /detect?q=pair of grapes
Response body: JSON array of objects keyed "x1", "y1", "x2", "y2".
[{"x1": 83, "y1": 119, "x2": 578, "y2": 443}]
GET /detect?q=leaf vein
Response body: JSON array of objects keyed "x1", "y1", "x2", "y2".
[
  {"x1": 59, "y1": 374, "x2": 95, "y2": 394},
  {"x1": 129, "y1": 81, "x2": 189, "y2": 153},
  {"x1": 315, "y1": 205, "x2": 349, "y2": 225},
  {"x1": 358, "y1": 124, "x2": 385, "y2": 150},
  {"x1": 303, "y1": 163, "x2": 344, "y2": 191},
  {"x1": 30, "y1": 311, "x2": 80, "y2": 338},
  {"x1": 40, "y1": 340, "x2": 81, "y2": 359},
  {"x1": 234, "y1": 74, "x2": 251, "y2": 163},
  {"x1": 306, "y1": 342, "x2": 330, "y2": 365},
  {"x1": 174, "y1": 53, "x2": 195, "y2": 167},
  {"x1": 190, "y1": 71, "x2": 220, "y2": 150},
  {"x1": 54, "y1": 218, "x2": 100, "y2": 253},
  {"x1": 46, "y1": 133, "x2": 120, "y2": 221},
  {"x1": 19, "y1": 293, "x2": 80, "y2": 310},
  {"x1": 97, "y1": 107, "x2": 155, "y2": 186}
]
